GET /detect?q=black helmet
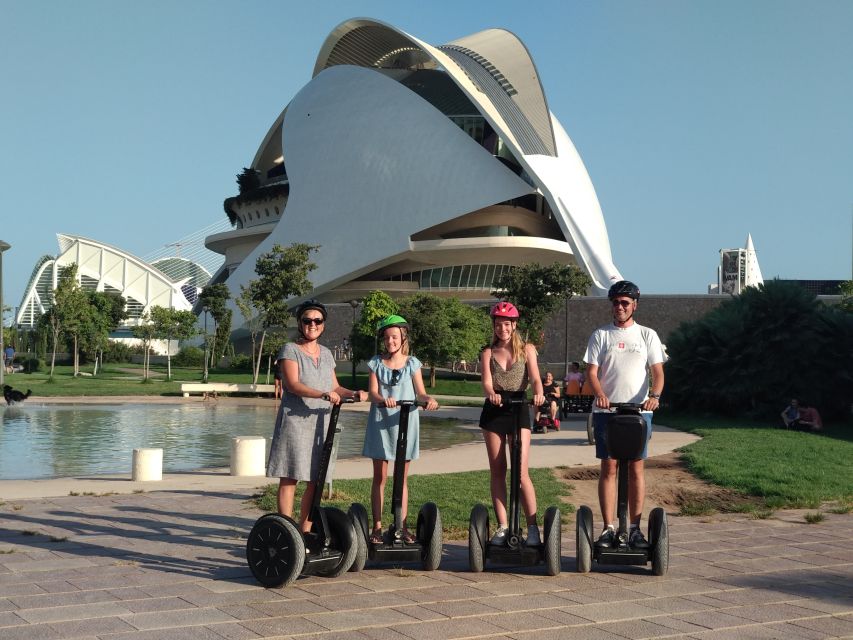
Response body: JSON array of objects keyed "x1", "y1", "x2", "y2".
[
  {"x1": 294, "y1": 299, "x2": 327, "y2": 320},
  {"x1": 608, "y1": 280, "x2": 640, "y2": 300}
]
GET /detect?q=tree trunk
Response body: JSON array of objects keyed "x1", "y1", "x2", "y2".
[
  {"x1": 49, "y1": 332, "x2": 58, "y2": 379},
  {"x1": 429, "y1": 363, "x2": 437, "y2": 388},
  {"x1": 73, "y1": 335, "x2": 79, "y2": 377},
  {"x1": 253, "y1": 330, "x2": 267, "y2": 385},
  {"x1": 166, "y1": 337, "x2": 172, "y2": 381}
]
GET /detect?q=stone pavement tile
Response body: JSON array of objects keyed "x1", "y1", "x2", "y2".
[
  {"x1": 47, "y1": 615, "x2": 137, "y2": 636},
  {"x1": 789, "y1": 614, "x2": 853, "y2": 637},
  {"x1": 564, "y1": 600, "x2": 679, "y2": 624},
  {"x1": 627, "y1": 577, "x2": 733, "y2": 599},
  {"x1": 0, "y1": 582, "x2": 47, "y2": 597},
  {"x1": 720, "y1": 603, "x2": 825, "y2": 624},
  {"x1": 547, "y1": 585, "x2": 651, "y2": 604},
  {"x1": 213, "y1": 605, "x2": 269, "y2": 622},
  {"x1": 390, "y1": 604, "x2": 448, "y2": 622},
  {"x1": 121, "y1": 596, "x2": 202, "y2": 613},
  {"x1": 360, "y1": 625, "x2": 428, "y2": 640},
  {"x1": 701, "y1": 587, "x2": 799, "y2": 606},
  {"x1": 686, "y1": 623, "x2": 816, "y2": 639},
  {"x1": 387, "y1": 616, "x2": 508, "y2": 640},
  {"x1": 0, "y1": 621, "x2": 66, "y2": 640},
  {"x1": 0, "y1": 610, "x2": 26, "y2": 627},
  {"x1": 292, "y1": 631, "x2": 376, "y2": 640},
  {"x1": 247, "y1": 598, "x2": 331, "y2": 617},
  {"x1": 0, "y1": 597, "x2": 17, "y2": 611},
  {"x1": 205, "y1": 621, "x2": 264, "y2": 639},
  {"x1": 292, "y1": 580, "x2": 373, "y2": 597},
  {"x1": 642, "y1": 596, "x2": 720, "y2": 615},
  {"x1": 17, "y1": 601, "x2": 134, "y2": 624},
  {"x1": 670, "y1": 610, "x2": 762, "y2": 630},
  {"x1": 487, "y1": 610, "x2": 575, "y2": 633},
  {"x1": 419, "y1": 597, "x2": 501, "y2": 617},
  {"x1": 305, "y1": 606, "x2": 425, "y2": 632},
  {"x1": 598, "y1": 617, "x2": 699, "y2": 638},
  {"x1": 507, "y1": 625, "x2": 625, "y2": 639},
  {"x1": 311, "y1": 590, "x2": 418, "y2": 612},
  {"x1": 100, "y1": 627, "x2": 227, "y2": 639},
  {"x1": 121, "y1": 607, "x2": 238, "y2": 630},
  {"x1": 793, "y1": 595, "x2": 853, "y2": 615},
  {"x1": 387, "y1": 584, "x2": 490, "y2": 604},
  {"x1": 754, "y1": 622, "x2": 834, "y2": 639},
  {"x1": 536, "y1": 607, "x2": 595, "y2": 627},
  {"x1": 9, "y1": 587, "x2": 118, "y2": 610},
  {"x1": 472, "y1": 592, "x2": 576, "y2": 612},
  {"x1": 238, "y1": 614, "x2": 328, "y2": 637}
]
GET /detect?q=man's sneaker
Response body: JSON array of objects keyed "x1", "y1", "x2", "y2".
[
  {"x1": 628, "y1": 527, "x2": 650, "y2": 550},
  {"x1": 595, "y1": 526, "x2": 616, "y2": 549},
  {"x1": 490, "y1": 526, "x2": 508, "y2": 545},
  {"x1": 526, "y1": 525, "x2": 541, "y2": 546}
]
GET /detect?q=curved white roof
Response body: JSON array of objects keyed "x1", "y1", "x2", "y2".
[{"x1": 224, "y1": 17, "x2": 621, "y2": 301}]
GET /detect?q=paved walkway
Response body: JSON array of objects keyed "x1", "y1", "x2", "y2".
[{"x1": 1, "y1": 398, "x2": 851, "y2": 638}]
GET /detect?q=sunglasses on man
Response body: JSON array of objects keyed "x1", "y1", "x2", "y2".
[{"x1": 611, "y1": 300, "x2": 633, "y2": 308}]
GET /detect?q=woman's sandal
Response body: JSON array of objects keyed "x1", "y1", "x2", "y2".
[
  {"x1": 400, "y1": 529, "x2": 416, "y2": 544},
  {"x1": 369, "y1": 529, "x2": 384, "y2": 545}
]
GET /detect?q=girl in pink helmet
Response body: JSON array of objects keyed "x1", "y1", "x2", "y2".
[{"x1": 479, "y1": 301, "x2": 545, "y2": 546}]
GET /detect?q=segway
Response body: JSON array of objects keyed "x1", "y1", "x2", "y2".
[
  {"x1": 348, "y1": 400, "x2": 443, "y2": 571},
  {"x1": 246, "y1": 399, "x2": 359, "y2": 587},
  {"x1": 468, "y1": 395, "x2": 561, "y2": 576},
  {"x1": 575, "y1": 403, "x2": 669, "y2": 575}
]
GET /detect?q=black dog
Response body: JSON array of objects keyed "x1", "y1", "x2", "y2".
[{"x1": 3, "y1": 385, "x2": 31, "y2": 405}]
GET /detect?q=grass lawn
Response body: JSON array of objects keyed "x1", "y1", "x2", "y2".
[
  {"x1": 251, "y1": 468, "x2": 572, "y2": 541},
  {"x1": 659, "y1": 409, "x2": 853, "y2": 511}
]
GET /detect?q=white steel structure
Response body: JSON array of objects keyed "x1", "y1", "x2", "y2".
[
  {"x1": 211, "y1": 18, "x2": 623, "y2": 302},
  {"x1": 16, "y1": 234, "x2": 196, "y2": 328}
]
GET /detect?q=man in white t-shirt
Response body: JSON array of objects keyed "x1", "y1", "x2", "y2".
[{"x1": 583, "y1": 280, "x2": 666, "y2": 551}]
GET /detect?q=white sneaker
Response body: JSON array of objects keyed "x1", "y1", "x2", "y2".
[
  {"x1": 526, "y1": 525, "x2": 541, "y2": 546},
  {"x1": 490, "y1": 526, "x2": 508, "y2": 545}
]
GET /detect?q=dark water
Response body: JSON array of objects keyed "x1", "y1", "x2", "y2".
[{"x1": 0, "y1": 404, "x2": 475, "y2": 480}]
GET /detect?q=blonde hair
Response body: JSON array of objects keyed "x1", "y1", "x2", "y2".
[
  {"x1": 380, "y1": 325, "x2": 410, "y2": 356},
  {"x1": 491, "y1": 321, "x2": 525, "y2": 362}
]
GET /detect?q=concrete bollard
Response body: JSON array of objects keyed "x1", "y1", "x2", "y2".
[
  {"x1": 231, "y1": 436, "x2": 266, "y2": 476},
  {"x1": 132, "y1": 448, "x2": 163, "y2": 481}
]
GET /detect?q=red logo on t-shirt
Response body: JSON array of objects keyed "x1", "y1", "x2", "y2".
[{"x1": 617, "y1": 342, "x2": 625, "y2": 350}]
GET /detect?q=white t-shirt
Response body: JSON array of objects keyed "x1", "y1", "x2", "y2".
[{"x1": 583, "y1": 322, "x2": 667, "y2": 406}]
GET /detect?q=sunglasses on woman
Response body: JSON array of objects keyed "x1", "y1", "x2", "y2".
[
  {"x1": 301, "y1": 317, "x2": 325, "y2": 326},
  {"x1": 389, "y1": 369, "x2": 401, "y2": 386}
]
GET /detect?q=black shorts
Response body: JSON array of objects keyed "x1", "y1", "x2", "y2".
[{"x1": 479, "y1": 392, "x2": 530, "y2": 435}]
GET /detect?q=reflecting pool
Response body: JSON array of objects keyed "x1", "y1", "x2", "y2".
[{"x1": 0, "y1": 404, "x2": 475, "y2": 480}]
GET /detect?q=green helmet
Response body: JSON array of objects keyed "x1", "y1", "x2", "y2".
[{"x1": 376, "y1": 314, "x2": 409, "y2": 334}]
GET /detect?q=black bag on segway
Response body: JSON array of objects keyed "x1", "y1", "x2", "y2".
[{"x1": 604, "y1": 409, "x2": 646, "y2": 461}]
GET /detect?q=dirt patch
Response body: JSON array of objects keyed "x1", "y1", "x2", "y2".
[{"x1": 557, "y1": 452, "x2": 755, "y2": 516}]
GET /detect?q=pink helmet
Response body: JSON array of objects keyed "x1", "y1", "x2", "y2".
[{"x1": 490, "y1": 301, "x2": 520, "y2": 319}]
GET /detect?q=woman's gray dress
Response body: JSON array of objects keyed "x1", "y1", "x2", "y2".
[{"x1": 267, "y1": 342, "x2": 335, "y2": 481}]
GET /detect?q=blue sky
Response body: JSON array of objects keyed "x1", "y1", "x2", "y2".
[{"x1": 2, "y1": 0, "x2": 851, "y2": 314}]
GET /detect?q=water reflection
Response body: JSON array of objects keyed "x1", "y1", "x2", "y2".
[{"x1": 0, "y1": 404, "x2": 473, "y2": 480}]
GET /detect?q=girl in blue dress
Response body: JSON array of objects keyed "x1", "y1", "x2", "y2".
[{"x1": 363, "y1": 315, "x2": 438, "y2": 544}]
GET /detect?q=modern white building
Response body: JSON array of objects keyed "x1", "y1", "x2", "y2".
[
  {"x1": 207, "y1": 18, "x2": 622, "y2": 303},
  {"x1": 16, "y1": 234, "x2": 207, "y2": 329},
  {"x1": 711, "y1": 233, "x2": 765, "y2": 295}
]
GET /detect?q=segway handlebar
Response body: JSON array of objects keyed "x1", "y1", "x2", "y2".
[
  {"x1": 373, "y1": 399, "x2": 437, "y2": 409},
  {"x1": 606, "y1": 402, "x2": 645, "y2": 411},
  {"x1": 498, "y1": 394, "x2": 539, "y2": 406}
]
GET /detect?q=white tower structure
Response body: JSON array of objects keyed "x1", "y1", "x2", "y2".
[{"x1": 717, "y1": 233, "x2": 764, "y2": 295}]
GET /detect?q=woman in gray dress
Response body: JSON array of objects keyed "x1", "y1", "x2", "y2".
[{"x1": 267, "y1": 300, "x2": 367, "y2": 532}]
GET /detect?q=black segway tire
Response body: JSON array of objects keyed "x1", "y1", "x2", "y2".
[
  {"x1": 649, "y1": 507, "x2": 669, "y2": 576},
  {"x1": 347, "y1": 503, "x2": 369, "y2": 572},
  {"x1": 586, "y1": 414, "x2": 595, "y2": 445},
  {"x1": 246, "y1": 513, "x2": 305, "y2": 587},
  {"x1": 416, "y1": 502, "x2": 443, "y2": 571},
  {"x1": 576, "y1": 505, "x2": 593, "y2": 573},
  {"x1": 313, "y1": 507, "x2": 358, "y2": 578},
  {"x1": 468, "y1": 503, "x2": 489, "y2": 573},
  {"x1": 543, "y1": 506, "x2": 561, "y2": 576}
]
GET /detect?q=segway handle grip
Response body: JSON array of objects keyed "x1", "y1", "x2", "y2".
[
  {"x1": 608, "y1": 402, "x2": 644, "y2": 410},
  {"x1": 499, "y1": 394, "x2": 536, "y2": 406},
  {"x1": 373, "y1": 399, "x2": 430, "y2": 408}
]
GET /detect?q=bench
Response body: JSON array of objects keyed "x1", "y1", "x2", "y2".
[{"x1": 181, "y1": 383, "x2": 276, "y2": 398}]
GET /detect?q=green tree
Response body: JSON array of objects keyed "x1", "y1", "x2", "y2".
[
  {"x1": 350, "y1": 290, "x2": 398, "y2": 365},
  {"x1": 131, "y1": 311, "x2": 157, "y2": 381},
  {"x1": 666, "y1": 280, "x2": 853, "y2": 419},
  {"x1": 199, "y1": 283, "x2": 231, "y2": 370},
  {"x1": 245, "y1": 243, "x2": 318, "y2": 384},
  {"x1": 492, "y1": 262, "x2": 591, "y2": 344},
  {"x1": 51, "y1": 264, "x2": 90, "y2": 377},
  {"x1": 81, "y1": 291, "x2": 127, "y2": 375},
  {"x1": 150, "y1": 307, "x2": 199, "y2": 380},
  {"x1": 235, "y1": 286, "x2": 265, "y2": 383},
  {"x1": 398, "y1": 293, "x2": 452, "y2": 387},
  {"x1": 444, "y1": 298, "x2": 491, "y2": 369},
  {"x1": 840, "y1": 280, "x2": 853, "y2": 313}
]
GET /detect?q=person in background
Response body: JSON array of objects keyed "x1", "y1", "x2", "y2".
[
  {"x1": 538, "y1": 371, "x2": 561, "y2": 428},
  {"x1": 780, "y1": 398, "x2": 801, "y2": 429}
]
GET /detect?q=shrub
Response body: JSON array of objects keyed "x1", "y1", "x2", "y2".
[
  {"x1": 23, "y1": 357, "x2": 42, "y2": 373},
  {"x1": 172, "y1": 346, "x2": 204, "y2": 367},
  {"x1": 229, "y1": 353, "x2": 253, "y2": 371}
]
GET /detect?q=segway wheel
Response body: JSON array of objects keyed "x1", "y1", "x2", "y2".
[
  {"x1": 586, "y1": 414, "x2": 595, "y2": 445},
  {"x1": 468, "y1": 503, "x2": 489, "y2": 573},
  {"x1": 348, "y1": 503, "x2": 369, "y2": 572},
  {"x1": 246, "y1": 513, "x2": 305, "y2": 587},
  {"x1": 575, "y1": 505, "x2": 593, "y2": 573},
  {"x1": 649, "y1": 507, "x2": 669, "y2": 576},
  {"x1": 416, "y1": 502, "x2": 443, "y2": 571},
  {"x1": 543, "y1": 506, "x2": 561, "y2": 576},
  {"x1": 313, "y1": 507, "x2": 358, "y2": 578}
]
